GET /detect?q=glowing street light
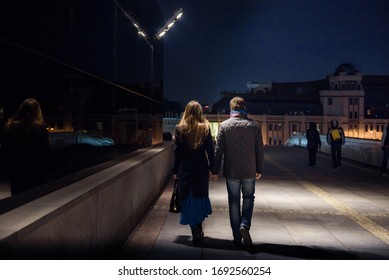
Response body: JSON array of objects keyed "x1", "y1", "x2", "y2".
[
  {"x1": 113, "y1": 0, "x2": 160, "y2": 40},
  {"x1": 113, "y1": 0, "x2": 183, "y2": 41},
  {"x1": 129, "y1": 18, "x2": 149, "y2": 38},
  {"x1": 113, "y1": 1, "x2": 183, "y2": 82},
  {"x1": 118, "y1": 8, "x2": 150, "y2": 39},
  {"x1": 156, "y1": 8, "x2": 183, "y2": 39}
]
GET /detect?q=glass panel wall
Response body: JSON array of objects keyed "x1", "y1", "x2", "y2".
[{"x1": 0, "y1": 0, "x2": 164, "y2": 210}]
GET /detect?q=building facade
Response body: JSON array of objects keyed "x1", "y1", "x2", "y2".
[{"x1": 209, "y1": 64, "x2": 389, "y2": 145}]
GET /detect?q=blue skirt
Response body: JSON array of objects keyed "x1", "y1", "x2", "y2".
[{"x1": 179, "y1": 190, "x2": 212, "y2": 226}]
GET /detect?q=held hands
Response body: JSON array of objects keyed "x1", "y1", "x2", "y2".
[
  {"x1": 175, "y1": 172, "x2": 218, "y2": 180},
  {"x1": 177, "y1": 172, "x2": 259, "y2": 180},
  {"x1": 210, "y1": 172, "x2": 260, "y2": 180},
  {"x1": 209, "y1": 171, "x2": 218, "y2": 181}
]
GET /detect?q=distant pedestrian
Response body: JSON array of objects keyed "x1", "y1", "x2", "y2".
[
  {"x1": 306, "y1": 122, "x2": 321, "y2": 167},
  {"x1": 326, "y1": 120, "x2": 345, "y2": 170},
  {"x1": 212, "y1": 96, "x2": 264, "y2": 249},
  {"x1": 381, "y1": 123, "x2": 389, "y2": 176},
  {"x1": 2, "y1": 98, "x2": 49, "y2": 195},
  {"x1": 172, "y1": 100, "x2": 214, "y2": 245}
]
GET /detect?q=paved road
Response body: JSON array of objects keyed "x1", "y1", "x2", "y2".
[{"x1": 119, "y1": 145, "x2": 389, "y2": 260}]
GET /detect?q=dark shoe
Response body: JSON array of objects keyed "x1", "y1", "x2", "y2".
[
  {"x1": 190, "y1": 225, "x2": 200, "y2": 245},
  {"x1": 239, "y1": 226, "x2": 253, "y2": 247},
  {"x1": 232, "y1": 239, "x2": 243, "y2": 247},
  {"x1": 197, "y1": 223, "x2": 204, "y2": 240}
]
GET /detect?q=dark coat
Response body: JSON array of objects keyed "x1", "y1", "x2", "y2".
[
  {"x1": 212, "y1": 116, "x2": 264, "y2": 178},
  {"x1": 2, "y1": 123, "x2": 49, "y2": 195},
  {"x1": 173, "y1": 129, "x2": 214, "y2": 199},
  {"x1": 306, "y1": 128, "x2": 321, "y2": 150}
]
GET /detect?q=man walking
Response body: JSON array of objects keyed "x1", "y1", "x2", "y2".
[
  {"x1": 212, "y1": 97, "x2": 264, "y2": 248},
  {"x1": 326, "y1": 119, "x2": 345, "y2": 170}
]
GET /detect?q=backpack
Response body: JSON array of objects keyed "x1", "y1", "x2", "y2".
[{"x1": 331, "y1": 128, "x2": 341, "y2": 140}]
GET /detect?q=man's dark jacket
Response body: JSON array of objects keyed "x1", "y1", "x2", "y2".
[{"x1": 212, "y1": 116, "x2": 264, "y2": 178}]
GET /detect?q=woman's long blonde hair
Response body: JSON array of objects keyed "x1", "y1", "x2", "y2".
[
  {"x1": 6, "y1": 98, "x2": 46, "y2": 129},
  {"x1": 177, "y1": 100, "x2": 210, "y2": 149}
]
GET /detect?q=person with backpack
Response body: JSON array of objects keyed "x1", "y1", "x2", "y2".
[
  {"x1": 381, "y1": 123, "x2": 389, "y2": 176},
  {"x1": 306, "y1": 122, "x2": 321, "y2": 167},
  {"x1": 326, "y1": 120, "x2": 345, "y2": 170}
]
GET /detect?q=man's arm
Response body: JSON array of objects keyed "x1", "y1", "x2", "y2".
[
  {"x1": 212, "y1": 125, "x2": 225, "y2": 176},
  {"x1": 340, "y1": 127, "x2": 346, "y2": 145},
  {"x1": 255, "y1": 126, "x2": 264, "y2": 176}
]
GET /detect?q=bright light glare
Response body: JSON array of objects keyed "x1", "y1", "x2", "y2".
[
  {"x1": 155, "y1": 8, "x2": 183, "y2": 40},
  {"x1": 158, "y1": 31, "x2": 166, "y2": 38}
]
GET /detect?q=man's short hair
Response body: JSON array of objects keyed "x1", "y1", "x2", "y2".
[{"x1": 230, "y1": 97, "x2": 246, "y2": 110}]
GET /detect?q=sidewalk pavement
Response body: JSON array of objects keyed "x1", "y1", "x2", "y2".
[{"x1": 118, "y1": 146, "x2": 389, "y2": 260}]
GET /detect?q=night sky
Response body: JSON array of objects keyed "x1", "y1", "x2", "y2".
[{"x1": 156, "y1": 0, "x2": 389, "y2": 106}]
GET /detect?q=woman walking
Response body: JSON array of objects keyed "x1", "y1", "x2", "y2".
[
  {"x1": 2, "y1": 98, "x2": 49, "y2": 195},
  {"x1": 172, "y1": 100, "x2": 214, "y2": 245}
]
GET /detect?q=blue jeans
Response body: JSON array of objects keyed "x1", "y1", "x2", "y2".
[{"x1": 226, "y1": 178, "x2": 256, "y2": 241}]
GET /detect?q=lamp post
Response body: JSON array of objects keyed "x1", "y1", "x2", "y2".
[
  {"x1": 113, "y1": 1, "x2": 183, "y2": 83},
  {"x1": 155, "y1": 8, "x2": 184, "y2": 40},
  {"x1": 112, "y1": 2, "x2": 183, "y2": 144}
]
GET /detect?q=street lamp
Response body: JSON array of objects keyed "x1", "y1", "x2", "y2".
[
  {"x1": 155, "y1": 8, "x2": 184, "y2": 39},
  {"x1": 112, "y1": 0, "x2": 150, "y2": 38},
  {"x1": 113, "y1": 1, "x2": 183, "y2": 82}
]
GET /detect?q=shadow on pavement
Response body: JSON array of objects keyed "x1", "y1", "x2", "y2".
[{"x1": 175, "y1": 236, "x2": 375, "y2": 260}]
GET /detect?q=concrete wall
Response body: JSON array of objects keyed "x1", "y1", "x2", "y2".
[
  {"x1": 285, "y1": 133, "x2": 383, "y2": 167},
  {"x1": 0, "y1": 143, "x2": 174, "y2": 259}
]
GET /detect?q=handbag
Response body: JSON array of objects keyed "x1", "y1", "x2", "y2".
[{"x1": 169, "y1": 179, "x2": 181, "y2": 213}]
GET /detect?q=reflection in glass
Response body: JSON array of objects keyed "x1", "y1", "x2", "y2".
[{"x1": 0, "y1": 0, "x2": 164, "y2": 208}]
